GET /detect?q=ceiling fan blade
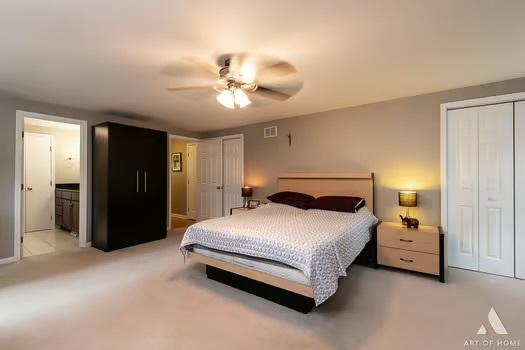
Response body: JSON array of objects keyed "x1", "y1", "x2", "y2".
[
  {"x1": 166, "y1": 85, "x2": 214, "y2": 92},
  {"x1": 257, "y1": 61, "x2": 296, "y2": 80},
  {"x1": 251, "y1": 86, "x2": 292, "y2": 101},
  {"x1": 182, "y1": 57, "x2": 219, "y2": 77}
]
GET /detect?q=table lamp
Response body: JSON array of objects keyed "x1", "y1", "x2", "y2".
[
  {"x1": 399, "y1": 190, "x2": 417, "y2": 226},
  {"x1": 241, "y1": 186, "x2": 253, "y2": 208}
]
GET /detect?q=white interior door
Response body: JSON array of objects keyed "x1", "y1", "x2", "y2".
[
  {"x1": 186, "y1": 143, "x2": 198, "y2": 219},
  {"x1": 514, "y1": 102, "x2": 525, "y2": 279},
  {"x1": 447, "y1": 107, "x2": 480, "y2": 271},
  {"x1": 477, "y1": 103, "x2": 514, "y2": 277},
  {"x1": 197, "y1": 138, "x2": 223, "y2": 219},
  {"x1": 24, "y1": 132, "x2": 54, "y2": 232},
  {"x1": 222, "y1": 137, "x2": 243, "y2": 215}
]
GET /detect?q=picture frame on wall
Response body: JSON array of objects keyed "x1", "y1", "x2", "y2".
[{"x1": 172, "y1": 152, "x2": 182, "y2": 172}]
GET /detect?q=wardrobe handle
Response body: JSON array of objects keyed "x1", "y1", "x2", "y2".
[
  {"x1": 400, "y1": 239, "x2": 413, "y2": 243},
  {"x1": 136, "y1": 170, "x2": 139, "y2": 193},
  {"x1": 144, "y1": 170, "x2": 147, "y2": 193},
  {"x1": 400, "y1": 258, "x2": 414, "y2": 263}
]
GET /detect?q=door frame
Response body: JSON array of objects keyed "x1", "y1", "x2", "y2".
[
  {"x1": 14, "y1": 110, "x2": 88, "y2": 263},
  {"x1": 440, "y1": 92, "x2": 525, "y2": 268},
  {"x1": 23, "y1": 132, "x2": 56, "y2": 232},
  {"x1": 168, "y1": 134, "x2": 200, "y2": 229}
]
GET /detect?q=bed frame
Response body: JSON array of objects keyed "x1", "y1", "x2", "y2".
[{"x1": 188, "y1": 173, "x2": 378, "y2": 313}]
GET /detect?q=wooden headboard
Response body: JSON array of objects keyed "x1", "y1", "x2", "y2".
[{"x1": 277, "y1": 173, "x2": 375, "y2": 213}]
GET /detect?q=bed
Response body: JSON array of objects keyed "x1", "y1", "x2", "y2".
[{"x1": 180, "y1": 173, "x2": 379, "y2": 312}]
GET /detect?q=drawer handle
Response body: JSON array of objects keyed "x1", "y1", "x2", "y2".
[
  {"x1": 399, "y1": 239, "x2": 413, "y2": 243},
  {"x1": 400, "y1": 258, "x2": 414, "y2": 263}
]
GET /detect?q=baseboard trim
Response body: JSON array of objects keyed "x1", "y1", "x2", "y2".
[
  {"x1": 80, "y1": 241, "x2": 92, "y2": 248},
  {"x1": 171, "y1": 213, "x2": 190, "y2": 220},
  {"x1": 0, "y1": 256, "x2": 19, "y2": 265}
]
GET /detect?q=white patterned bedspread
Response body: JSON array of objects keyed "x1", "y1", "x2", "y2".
[{"x1": 180, "y1": 203, "x2": 378, "y2": 305}]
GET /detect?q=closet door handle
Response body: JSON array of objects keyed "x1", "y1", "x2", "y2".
[
  {"x1": 144, "y1": 170, "x2": 147, "y2": 193},
  {"x1": 136, "y1": 170, "x2": 139, "y2": 193},
  {"x1": 400, "y1": 258, "x2": 414, "y2": 263}
]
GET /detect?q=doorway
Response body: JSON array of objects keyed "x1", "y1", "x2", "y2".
[
  {"x1": 167, "y1": 134, "x2": 244, "y2": 226},
  {"x1": 169, "y1": 135, "x2": 199, "y2": 230},
  {"x1": 14, "y1": 111, "x2": 88, "y2": 261}
]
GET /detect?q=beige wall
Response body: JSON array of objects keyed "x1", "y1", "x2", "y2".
[
  {"x1": 171, "y1": 139, "x2": 188, "y2": 216},
  {"x1": 24, "y1": 124, "x2": 81, "y2": 184},
  {"x1": 207, "y1": 77, "x2": 525, "y2": 226},
  {"x1": 0, "y1": 91, "x2": 199, "y2": 260}
]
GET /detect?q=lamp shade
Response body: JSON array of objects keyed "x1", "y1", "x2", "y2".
[
  {"x1": 398, "y1": 191, "x2": 417, "y2": 207},
  {"x1": 241, "y1": 186, "x2": 253, "y2": 198}
]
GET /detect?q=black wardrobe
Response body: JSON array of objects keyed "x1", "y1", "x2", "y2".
[{"x1": 92, "y1": 122, "x2": 167, "y2": 251}]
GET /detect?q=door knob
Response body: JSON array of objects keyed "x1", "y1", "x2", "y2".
[
  {"x1": 216, "y1": 186, "x2": 223, "y2": 190},
  {"x1": 27, "y1": 187, "x2": 33, "y2": 191}
]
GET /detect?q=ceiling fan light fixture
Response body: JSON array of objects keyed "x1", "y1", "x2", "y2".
[
  {"x1": 234, "y1": 88, "x2": 251, "y2": 108},
  {"x1": 216, "y1": 89, "x2": 235, "y2": 109}
]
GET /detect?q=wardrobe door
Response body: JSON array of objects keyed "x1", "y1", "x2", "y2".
[
  {"x1": 447, "y1": 107, "x2": 479, "y2": 271},
  {"x1": 478, "y1": 103, "x2": 514, "y2": 277},
  {"x1": 107, "y1": 124, "x2": 143, "y2": 249},
  {"x1": 516, "y1": 101, "x2": 525, "y2": 279},
  {"x1": 140, "y1": 128, "x2": 167, "y2": 242}
]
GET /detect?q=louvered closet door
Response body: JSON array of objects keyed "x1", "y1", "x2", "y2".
[
  {"x1": 447, "y1": 107, "x2": 480, "y2": 271},
  {"x1": 515, "y1": 101, "x2": 525, "y2": 279},
  {"x1": 478, "y1": 103, "x2": 514, "y2": 277}
]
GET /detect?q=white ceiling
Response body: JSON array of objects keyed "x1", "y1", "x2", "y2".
[{"x1": 1, "y1": 0, "x2": 525, "y2": 132}]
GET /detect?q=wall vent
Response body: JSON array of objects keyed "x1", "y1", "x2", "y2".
[{"x1": 263, "y1": 126, "x2": 278, "y2": 138}]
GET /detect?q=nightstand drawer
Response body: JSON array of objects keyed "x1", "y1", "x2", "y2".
[
  {"x1": 378, "y1": 247, "x2": 439, "y2": 275},
  {"x1": 378, "y1": 227, "x2": 439, "y2": 254}
]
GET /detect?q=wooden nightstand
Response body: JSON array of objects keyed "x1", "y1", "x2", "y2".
[
  {"x1": 377, "y1": 222, "x2": 445, "y2": 282},
  {"x1": 230, "y1": 207, "x2": 252, "y2": 215}
]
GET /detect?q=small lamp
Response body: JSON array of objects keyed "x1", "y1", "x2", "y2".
[
  {"x1": 241, "y1": 186, "x2": 253, "y2": 208},
  {"x1": 399, "y1": 191, "x2": 417, "y2": 224}
]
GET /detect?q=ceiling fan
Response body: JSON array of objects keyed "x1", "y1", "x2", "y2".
[{"x1": 165, "y1": 53, "x2": 301, "y2": 109}]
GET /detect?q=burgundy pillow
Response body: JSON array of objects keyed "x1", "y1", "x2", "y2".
[
  {"x1": 266, "y1": 191, "x2": 315, "y2": 210},
  {"x1": 309, "y1": 196, "x2": 365, "y2": 213}
]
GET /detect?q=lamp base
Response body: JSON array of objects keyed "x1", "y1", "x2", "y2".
[{"x1": 399, "y1": 215, "x2": 420, "y2": 229}]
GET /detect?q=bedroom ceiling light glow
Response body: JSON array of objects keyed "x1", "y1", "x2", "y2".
[
  {"x1": 216, "y1": 90, "x2": 235, "y2": 109},
  {"x1": 233, "y1": 88, "x2": 251, "y2": 108},
  {"x1": 216, "y1": 88, "x2": 252, "y2": 109}
]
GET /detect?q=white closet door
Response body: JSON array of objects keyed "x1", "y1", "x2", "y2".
[
  {"x1": 222, "y1": 137, "x2": 243, "y2": 216},
  {"x1": 478, "y1": 103, "x2": 514, "y2": 277},
  {"x1": 515, "y1": 101, "x2": 525, "y2": 279},
  {"x1": 197, "y1": 138, "x2": 223, "y2": 219},
  {"x1": 186, "y1": 143, "x2": 198, "y2": 220},
  {"x1": 447, "y1": 107, "x2": 480, "y2": 271},
  {"x1": 24, "y1": 133, "x2": 54, "y2": 232}
]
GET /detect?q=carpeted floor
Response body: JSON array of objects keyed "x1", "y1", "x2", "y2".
[{"x1": 0, "y1": 228, "x2": 524, "y2": 350}]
